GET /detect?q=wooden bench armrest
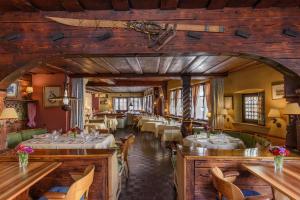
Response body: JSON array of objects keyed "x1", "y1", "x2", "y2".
[{"x1": 44, "y1": 192, "x2": 66, "y2": 200}]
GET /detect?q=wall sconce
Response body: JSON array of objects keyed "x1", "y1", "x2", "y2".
[
  {"x1": 206, "y1": 112, "x2": 212, "y2": 118},
  {"x1": 26, "y1": 86, "x2": 33, "y2": 99},
  {"x1": 220, "y1": 109, "x2": 229, "y2": 121},
  {"x1": 268, "y1": 108, "x2": 281, "y2": 128}
]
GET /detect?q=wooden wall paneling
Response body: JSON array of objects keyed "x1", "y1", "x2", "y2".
[
  {"x1": 178, "y1": 0, "x2": 209, "y2": 8},
  {"x1": 61, "y1": 0, "x2": 84, "y2": 11},
  {"x1": 129, "y1": 0, "x2": 160, "y2": 9},
  {"x1": 78, "y1": 0, "x2": 112, "y2": 10},
  {"x1": 161, "y1": 0, "x2": 178, "y2": 10},
  {"x1": 111, "y1": 0, "x2": 129, "y2": 11},
  {"x1": 185, "y1": 159, "x2": 195, "y2": 200},
  {"x1": 159, "y1": 56, "x2": 174, "y2": 74},
  {"x1": 168, "y1": 56, "x2": 196, "y2": 73}
]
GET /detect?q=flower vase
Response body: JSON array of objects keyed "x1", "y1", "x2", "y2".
[
  {"x1": 18, "y1": 153, "x2": 29, "y2": 168},
  {"x1": 274, "y1": 156, "x2": 284, "y2": 173}
]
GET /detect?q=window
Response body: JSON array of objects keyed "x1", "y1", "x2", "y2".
[
  {"x1": 114, "y1": 98, "x2": 127, "y2": 111},
  {"x1": 176, "y1": 89, "x2": 182, "y2": 116},
  {"x1": 113, "y1": 97, "x2": 143, "y2": 112},
  {"x1": 170, "y1": 90, "x2": 176, "y2": 115},
  {"x1": 129, "y1": 97, "x2": 143, "y2": 111},
  {"x1": 169, "y1": 89, "x2": 182, "y2": 117},
  {"x1": 242, "y1": 93, "x2": 265, "y2": 125},
  {"x1": 192, "y1": 84, "x2": 208, "y2": 120}
]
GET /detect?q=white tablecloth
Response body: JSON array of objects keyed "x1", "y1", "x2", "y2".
[
  {"x1": 161, "y1": 125, "x2": 182, "y2": 142},
  {"x1": 183, "y1": 133, "x2": 245, "y2": 150},
  {"x1": 106, "y1": 118, "x2": 118, "y2": 131},
  {"x1": 85, "y1": 123, "x2": 107, "y2": 129},
  {"x1": 141, "y1": 121, "x2": 165, "y2": 133},
  {"x1": 22, "y1": 134, "x2": 115, "y2": 149}
]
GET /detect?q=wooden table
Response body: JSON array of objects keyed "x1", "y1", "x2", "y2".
[
  {"x1": 242, "y1": 163, "x2": 300, "y2": 200},
  {"x1": 0, "y1": 161, "x2": 61, "y2": 200}
]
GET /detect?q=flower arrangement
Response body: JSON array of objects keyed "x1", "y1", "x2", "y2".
[
  {"x1": 15, "y1": 144, "x2": 34, "y2": 168},
  {"x1": 69, "y1": 127, "x2": 80, "y2": 138},
  {"x1": 269, "y1": 146, "x2": 289, "y2": 172}
]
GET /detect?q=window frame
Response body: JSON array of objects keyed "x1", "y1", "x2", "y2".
[{"x1": 242, "y1": 93, "x2": 265, "y2": 125}]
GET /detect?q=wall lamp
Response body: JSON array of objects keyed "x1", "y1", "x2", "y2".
[{"x1": 268, "y1": 108, "x2": 281, "y2": 128}]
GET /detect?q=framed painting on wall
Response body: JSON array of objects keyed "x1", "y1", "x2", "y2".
[
  {"x1": 224, "y1": 96, "x2": 233, "y2": 109},
  {"x1": 271, "y1": 82, "x2": 284, "y2": 100},
  {"x1": 6, "y1": 82, "x2": 18, "y2": 98},
  {"x1": 43, "y1": 86, "x2": 61, "y2": 108}
]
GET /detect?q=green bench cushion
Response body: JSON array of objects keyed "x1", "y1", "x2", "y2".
[
  {"x1": 224, "y1": 130, "x2": 270, "y2": 148},
  {"x1": 21, "y1": 129, "x2": 47, "y2": 141},
  {"x1": 7, "y1": 132, "x2": 22, "y2": 149}
]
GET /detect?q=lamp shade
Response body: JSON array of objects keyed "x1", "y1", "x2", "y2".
[
  {"x1": 0, "y1": 108, "x2": 18, "y2": 120},
  {"x1": 26, "y1": 86, "x2": 33, "y2": 94},
  {"x1": 268, "y1": 108, "x2": 281, "y2": 118},
  {"x1": 282, "y1": 103, "x2": 300, "y2": 115},
  {"x1": 220, "y1": 109, "x2": 228, "y2": 115}
]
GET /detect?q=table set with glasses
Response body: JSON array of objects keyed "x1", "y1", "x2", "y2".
[
  {"x1": 21, "y1": 131, "x2": 115, "y2": 149},
  {"x1": 183, "y1": 132, "x2": 245, "y2": 150}
]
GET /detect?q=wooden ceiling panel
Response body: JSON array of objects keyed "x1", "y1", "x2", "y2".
[
  {"x1": 30, "y1": 0, "x2": 63, "y2": 10},
  {"x1": 137, "y1": 57, "x2": 161, "y2": 73},
  {"x1": 78, "y1": 0, "x2": 112, "y2": 9},
  {"x1": 69, "y1": 58, "x2": 106, "y2": 74},
  {"x1": 159, "y1": 57, "x2": 174, "y2": 74},
  {"x1": 205, "y1": 57, "x2": 253, "y2": 73},
  {"x1": 168, "y1": 56, "x2": 196, "y2": 73},
  {"x1": 183, "y1": 56, "x2": 209, "y2": 73},
  {"x1": 126, "y1": 57, "x2": 143, "y2": 74},
  {"x1": 191, "y1": 56, "x2": 229, "y2": 73},
  {"x1": 102, "y1": 57, "x2": 131, "y2": 73},
  {"x1": 178, "y1": 0, "x2": 209, "y2": 8}
]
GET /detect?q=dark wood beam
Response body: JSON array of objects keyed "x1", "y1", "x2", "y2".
[
  {"x1": 86, "y1": 80, "x2": 164, "y2": 87},
  {"x1": 161, "y1": 0, "x2": 178, "y2": 9},
  {"x1": 29, "y1": 0, "x2": 64, "y2": 11},
  {"x1": 77, "y1": 0, "x2": 112, "y2": 9},
  {"x1": 11, "y1": 0, "x2": 36, "y2": 11},
  {"x1": 61, "y1": 0, "x2": 84, "y2": 11},
  {"x1": 207, "y1": 0, "x2": 228, "y2": 9},
  {"x1": 254, "y1": 0, "x2": 277, "y2": 8},
  {"x1": 129, "y1": 0, "x2": 160, "y2": 9},
  {"x1": 226, "y1": 0, "x2": 258, "y2": 7},
  {"x1": 70, "y1": 72, "x2": 228, "y2": 78},
  {"x1": 111, "y1": 0, "x2": 129, "y2": 10},
  {"x1": 178, "y1": 0, "x2": 209, "y2": 8}
]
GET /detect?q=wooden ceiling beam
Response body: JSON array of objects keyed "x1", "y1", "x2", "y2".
[
  {"x1": 161, "y1": 0, "x2": 178, "y2": 9},
  {"x1": 226, "y1": 0, "x2": 258, "y2": 7},
  {"x1": 11, "y1": 0, "x2": 36, "y2": 11},
  {"x1": 111, "y1": 0, "x2": 129, "y2": 10},
  {"x1": 129, "y1": 0, "x2": 160, "y2": 9},
  {"x1": 207, "y1": 0, "x2": 228, "y2": 9},
  {"x1": 178, "y1": 0, "x2": 209, "y2": 8},
  {"x1": 254, "y1": 0, "x2": 277, "y2": 8},
  {"x1": 87, "y1": 80, "x2": 164, "y2": 87},
  {"x1": 61, "y1": 0, "x2": 84, "y2": 11},
  {"x1": 70, "y1": 72, "x2": 228, "y2": 78}
]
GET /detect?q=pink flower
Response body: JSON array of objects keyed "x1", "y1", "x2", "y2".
[{"x1": 15, "y1": 144, "x2": 34, "y2": 154}]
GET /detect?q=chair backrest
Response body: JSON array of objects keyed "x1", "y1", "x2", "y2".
[
  {"x1": 66, "y1": 165, "x2": 95, "y2": 200},
  {"x1": 121, "y1": 134, "x2": 135, "y2": 162},
  {"x1": 211, "y1": 167, "x2": 245, "y2": 200}
]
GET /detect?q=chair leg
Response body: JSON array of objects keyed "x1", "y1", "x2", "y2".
[{"x1": 218, "y1": 192, "x2": 222, "y2": 200}]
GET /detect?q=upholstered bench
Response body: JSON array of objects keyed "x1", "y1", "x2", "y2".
[{"x1": 7, "y1": 128, "x2": 47, "y2": 148}]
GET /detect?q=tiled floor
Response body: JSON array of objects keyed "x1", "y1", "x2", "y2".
[{"x1": 116, "y1": 129, "x2": 177, "y2": 200}]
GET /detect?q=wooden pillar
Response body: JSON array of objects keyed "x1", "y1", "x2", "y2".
[
  {"x1": 181, "y1": 75, "x2": 193, "y2": 137},
  {"x1": 0, "y1": 91, "x2": 7, "y2": 150},
  {"x1": 153, "y1": 87, "x2": 161, "y2": 115},
  {"x1": 162, "y1": 81, "x2": 168, "y2": 116}
]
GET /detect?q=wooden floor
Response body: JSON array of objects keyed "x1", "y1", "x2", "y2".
[{"x1": 116, "y1": 129, "x2": 176, "y2": 200}]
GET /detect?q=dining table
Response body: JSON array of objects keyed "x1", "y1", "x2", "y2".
[
  {"x1": 0, "y1": 161, "x2": 61, "y2": 200},
  {"x1": 21, "y1": 133, "x2": 115, "y2": 149},
  {"x1": 242, "y1": 163, "x2": 300, "y2": 200},
  {"x1": 161, "y1": 125, "x2": 182, "y2": 142},
  {"x1": 183, "y1": 133, "x2": 245, "y2": 149}
]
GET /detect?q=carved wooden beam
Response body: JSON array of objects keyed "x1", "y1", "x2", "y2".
[{"x1": 181, "y1": 75, "x2": 193, "y2": 137}]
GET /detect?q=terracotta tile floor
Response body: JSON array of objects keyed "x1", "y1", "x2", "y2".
[{"x1": 116, "y1": 129, "x2": 177, "y2": 200}]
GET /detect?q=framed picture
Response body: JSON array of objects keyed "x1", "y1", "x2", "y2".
[
  {"x1": 43, "y1": 86, "x2": 61, "y2": 108},
  {"x1": 272, "y1": 82, "x2": 284, "y2": 100},
  {"x1": 6, "y1": 82, "x2": 18, "y2": 98},
  {"x1": 224, "y1": 96, "x2": 233, "y2": 109}
]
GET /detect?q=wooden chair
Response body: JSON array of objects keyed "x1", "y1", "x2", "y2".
[
  {"x1": 119, "y1": 134, "x2": 135, "y2": 178},
  {"x1": 211, "y1": 167, "x2": 272, "y2": 200},
  {"x1": 39, "y1": 165, "x2": 95, "y2": 200}
]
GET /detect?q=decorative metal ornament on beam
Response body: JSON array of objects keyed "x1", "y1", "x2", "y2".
[{"x1": 46, "y1": 16, "x2": 225, "y2": 51}]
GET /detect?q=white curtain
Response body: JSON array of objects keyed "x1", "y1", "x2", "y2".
[
  {"x1": 70, "y1": 78, "x2": 87, "y2": 130},
  {"x1": 211, "y1": 78, "x2": 224, "y2": 130}
]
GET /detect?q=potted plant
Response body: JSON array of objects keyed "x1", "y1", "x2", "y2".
[
  {"x1": 15, "y1": 144, "x2": 34, "y2": 168},
  {"x1": 269, "y1": 146, "x2": 290, "y2": 173}
]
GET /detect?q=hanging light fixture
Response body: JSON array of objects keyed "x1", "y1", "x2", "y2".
[{"x1": 49, "y1": 72, "x2": 78, "y2": 111}]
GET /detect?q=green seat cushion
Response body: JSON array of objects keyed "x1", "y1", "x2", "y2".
[
  {"x1": 21, "y1": 129, "x2": 47, "y2": 141},
  {"x1": 7, "y1": 132, "x2": 22, "y2": 149}
]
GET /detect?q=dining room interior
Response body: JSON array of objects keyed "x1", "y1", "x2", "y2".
[{"x1": 0, "y1": 1, "x2": 300, "y2": 200}]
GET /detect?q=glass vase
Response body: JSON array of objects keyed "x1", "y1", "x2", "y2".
[
  {"x1": 18, "y1": 153, "x2": 29, "y2": 168},
  {"x1": 274, "y1": 156, "x2": 284, "y2": 173}
]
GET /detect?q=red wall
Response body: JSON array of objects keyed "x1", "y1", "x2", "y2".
[{"x1": 32, "y1": 74, "x2": 70, "y2": 132}]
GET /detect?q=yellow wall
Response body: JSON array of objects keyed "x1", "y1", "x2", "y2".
[{"x1": 224, "y1": 64, "x2": 287, "y2": 138}]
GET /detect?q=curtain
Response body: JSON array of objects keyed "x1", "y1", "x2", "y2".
[
  {"x1": 211, "y1": 78, "x2": 224, "y2": 130},
  {"x1": 257, "y1": 92, "x2": 265, "y2": 126},
  {"x1": 70, "y1": 78, "x2": 87, "y2": 130},
  {"x1": 192, "y1": 84, "x2": 200, "y2": 119},
  {"x1": 174, "y1": 90, "x2": 178, "y2": 115},
  {"x1": 27, "y1": 103, "x2": 36, "y2": 128},
  {"x1": 205, "y1": 82, "x2": 211, "y2": 113}
]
